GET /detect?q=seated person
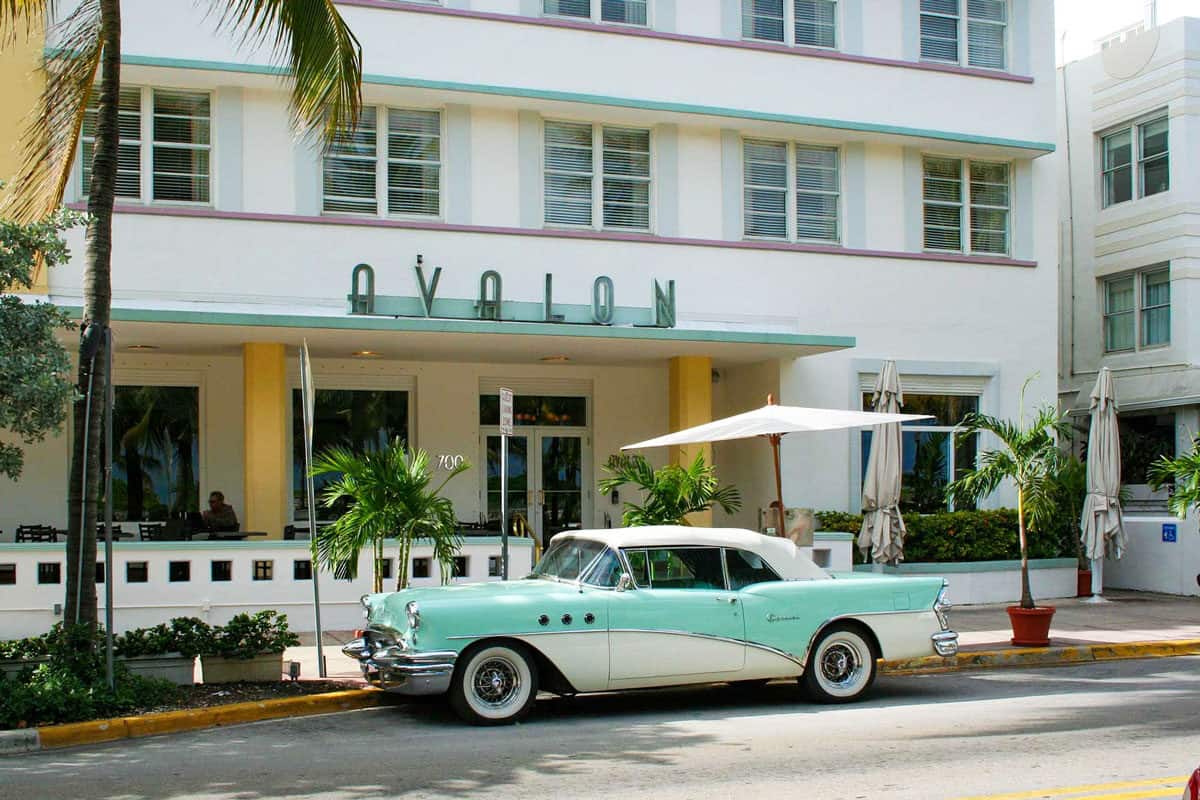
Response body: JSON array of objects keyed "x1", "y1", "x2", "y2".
[{"x1": 202, "y1": 491, "x2": 240, "y2": 532}]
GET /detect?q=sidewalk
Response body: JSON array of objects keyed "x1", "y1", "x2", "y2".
[
  {"x1": 284, "y1": 590, "x2": 1200, "y2": 681},
  {"x1": 951, "y1": 590, "x2": 1200, "y2": 651}
]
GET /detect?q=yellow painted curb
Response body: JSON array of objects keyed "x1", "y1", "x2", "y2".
[
  {"x1": 879, "y1": 638, "x2": 1200, "y2": 676},
  {"x1": 36, "y1": 689, "x2": 389, "y2": 752}
]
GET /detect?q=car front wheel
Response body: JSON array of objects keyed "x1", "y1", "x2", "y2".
[
  {"x1": 449, "y1": 642, "x2": 539, "y2": 725},
  {"x1": 801, "y1": 624, "x2": 877, "y2": 703}
]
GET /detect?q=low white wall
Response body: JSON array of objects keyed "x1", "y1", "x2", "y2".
[
  {"x1": 1105, "y1": 513, "x2": 1200, "y2": 597},
  {"x1": 806, "y1": 532, "x2": 855, "y2": 573},
  {"x1": 0, "y1": 537, "x2": 535, "y2": 639},
  {"x1": 855, "y1": 559, "x2": 1079, "y2": 606}
]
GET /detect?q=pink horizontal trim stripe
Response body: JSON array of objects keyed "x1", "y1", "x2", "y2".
[
  {"x1": 334, "y1": 0, "x2": 1034, "y2": 85},
  {"x1": 78, "y1": 203, "x2": 1037, "y2": 269}
]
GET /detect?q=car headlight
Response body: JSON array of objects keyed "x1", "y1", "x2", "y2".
[{"x1": 406, "y1": 600, "x2": 421, "y2": 631}]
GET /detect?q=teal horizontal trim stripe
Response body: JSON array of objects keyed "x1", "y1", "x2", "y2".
[
  {"x1": 814, "y1": 532, "x2": 855, "y2": 542},
  {"x1": 54, "y1": 305, "x2": 857, "y2": 350},
  {"x1": 0, "y1": 537, "x2": 534, "y2": 551},
  {"x1": 853, "y1": 557, "x2": 1078, "y2": 574},
  {"x1": 113, "y1": 52, "x2": 1054, "y2": 153}
]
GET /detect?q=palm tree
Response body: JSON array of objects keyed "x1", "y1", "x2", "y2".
[
  {"x1": 0, "y1": 1, "x2": 363, "y2": 626},
  {"x1": 945, "y1": 400, "x2": 1068, "y2": 610},
  {"x1": 311, "y1": 440, "x2": 469, "y2": 592},
  {"x1": 598, "y1": 452, "x2": 742, "y2": 527},
  {"x1": 1148, "y1": 436, "x2": 1200, "y2": 525}
]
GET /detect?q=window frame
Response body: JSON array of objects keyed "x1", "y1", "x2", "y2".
[
  {"x1": 1099, "y1": 112, "x2": 1169, "y2": 209},
  {"x1": 79, "y1": 85, "x2": 214, "y2": 207},
  {"x1": 620, "y1": 546, "x2": 731, "y2": 591},
  {"x1": 918, "y1": 0, "x2": 1010, "y2": 71},
  {"x1": 541, "y1": 0, "x2": 651, "y2": 27},
  {"x1": 543, "y1": 119, "x2": 654, "y2": 233},
  {"x1": 742, "y1": 137, "x2": 842, "y2": 244},
  {"x1": 921, "y1": 154, "x2": 1011, "y2": 256},
  {"x1": 1103, "y1": 266, "x2": 1171, "y2": 354},
  {"x1": 742, "y1": 0, "x2": 839, "y2": 50},
  {"x1": 322, "y1": 104, "x2": 445, "y2": 220}
]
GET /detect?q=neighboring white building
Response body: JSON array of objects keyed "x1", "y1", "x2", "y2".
[
  {"x1": 1057, "y1": 14, "x2": 1200, "y2": 596},
  {"x1": 1, "y1": 1, "x2": 1058, "y2": 556}
]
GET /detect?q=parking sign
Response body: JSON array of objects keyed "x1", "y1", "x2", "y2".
[
  {"x1": 499, "y1": 388, "x2": 514, "y2": 436},
  {"x1": 1163, "y1": 523, "x2": 1177, "y2": 543}
]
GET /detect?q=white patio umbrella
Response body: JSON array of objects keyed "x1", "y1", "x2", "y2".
[
  {"x1": 623, "y1": 396, "x2": 931, "y2": 537},
  {"x1": 859, "y1": 361, "x2": 906, "y2": 565},
  {"x1": 1080, "y1": 366, "x2": 1126, "y2": 599}
]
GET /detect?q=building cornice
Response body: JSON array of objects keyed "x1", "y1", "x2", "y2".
[
  {"x1": 334, "y1": 0, "x2": 1036, "y2": 86},
  {"x1": 76, "y1": 202, "x2": 1040, "y2": 269}
]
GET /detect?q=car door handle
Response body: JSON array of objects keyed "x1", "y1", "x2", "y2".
[{"x1": 716, "y1": 596, "x2": 738, "y2": 604}]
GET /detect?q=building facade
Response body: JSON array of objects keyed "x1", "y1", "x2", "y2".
[
  {"x1": 1057, "y1": 15, "x2": 1199, "y2": 596},
  {"x1": 1, "y1": 0, "x2": 1058, "y2": 549}
]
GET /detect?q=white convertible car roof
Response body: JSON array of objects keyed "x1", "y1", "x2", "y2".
[{"x1": 554, "y1": 526, "x2": 832, "y2": 581}]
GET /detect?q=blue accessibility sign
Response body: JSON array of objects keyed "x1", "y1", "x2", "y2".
[{"x1": 1162, "y1": 523, "x2": 1177, "y2": 543}]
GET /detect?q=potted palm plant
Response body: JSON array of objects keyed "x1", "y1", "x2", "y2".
[
  {"x1": 1149, "y1": 435, "x2": 1200, "y2": 529},
  {"x1": 599, "y1": 452, "x2": 741, "y2": 526},
  {"x1": 946, "y1": 393, "x2": 1067, "y2": 647},
  {"x1": 312, "y1": 439, "x2": 469, "y2": 591}
]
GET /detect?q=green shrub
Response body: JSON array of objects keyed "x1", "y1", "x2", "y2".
[
  {"x1": 169, "y1": 617, "x2": 215, "y2": 659},
  {"x1": 815, "y1": 508, "x2": 1074, "y2": 564},
  {"x1": 114, "y1": 624, "x2": 174, "y2": 658},
  {"x1": 208, "y1": 611, "x2": 299, "y2": 660}
]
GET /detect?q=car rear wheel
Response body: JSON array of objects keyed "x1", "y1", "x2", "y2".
[
  {"x1": 801, "y1": 624, "x2": 877, "y2": 703},
  {"x1": 449, "y1": 642, "x2": 539, "y2": 725}
]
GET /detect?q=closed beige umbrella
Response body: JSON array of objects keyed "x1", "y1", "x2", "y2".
[
  {"x1": 1080, "y1": 367, "x2": 1125, "y2": 598},
  {"x1": 859, "y1": 361, "x2": 906, "y2": 564}
]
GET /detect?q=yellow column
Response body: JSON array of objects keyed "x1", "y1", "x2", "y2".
[
  {"x1": 0, "y1": 21, "x2": 49, "y2": 293},
  {"x1": 243, "y1": 343, "x2": 289, "y2": 539},
  {"x1": 668, "y1": 356, "x2": 713, "y2": 527}
]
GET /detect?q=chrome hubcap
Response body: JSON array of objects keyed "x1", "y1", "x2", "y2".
[
  {"x1": 472, "y1": 657, "x2": 521, "y2": 708},
  {"x1": 820, "y1": 641, "x2": 863, "y2": 688}
]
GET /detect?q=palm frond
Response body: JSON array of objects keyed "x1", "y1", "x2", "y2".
[
  {"x1": 205, "y1": 0, "x2": 362, "y2": 146},
  {"x1": 0, "y1": 0, "x2": 56, "y2": 44},
  {"x1": 1148, "y1": 437, "x2": 1200, "y2": 521},
  {"x1": 2, "y1": 0, "x2": 101, "y2": 223}
]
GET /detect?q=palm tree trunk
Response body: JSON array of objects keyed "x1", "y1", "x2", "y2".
[
  {"x1": 1017, "y1": 489, "x2": 1034, "y2": 609},
  {"x1": 396, "y1": 536, "x2": 410, "y2": 591},
  {"x1": 64, "y1": 0, "x2": 121, "y2": 628},
  {"x1": 373, "y1": 537, "x2": 382, "y2": 594}
]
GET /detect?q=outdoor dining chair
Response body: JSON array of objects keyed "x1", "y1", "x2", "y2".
[{"x1": 16, "y1": 525, "x2": 57, "y2": 543}]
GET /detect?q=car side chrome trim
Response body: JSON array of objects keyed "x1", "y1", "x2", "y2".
[{"x1": 445, "y1": 629, "x2": 609, "y2": 641}]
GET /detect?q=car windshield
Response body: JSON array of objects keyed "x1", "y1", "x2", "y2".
[{"x1": 531, "y1": 538, "x2": 606, "y2": 582}]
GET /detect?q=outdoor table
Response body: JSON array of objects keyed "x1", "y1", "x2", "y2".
[{"x1": 199, "y1": 531, "x2": 269, "y2": 541}]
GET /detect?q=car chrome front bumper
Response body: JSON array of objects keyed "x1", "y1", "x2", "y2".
[
  {"x1": 342, "y1": 636, "x2": 457, "y2": 695},
  {"x1": 931, "y1": 630, "x2": 959, "y2": 657}
]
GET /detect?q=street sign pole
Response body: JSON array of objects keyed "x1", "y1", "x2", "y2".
[{"x1": 499, "y1": 388, "x2": 513, "y2": 580}]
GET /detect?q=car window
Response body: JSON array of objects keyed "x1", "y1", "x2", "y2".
[
  {"x1": 532, "y1": 538, "x2": 606, "y2": 581},
  {"x1": 624, "y1": 549, "x2": 650, "y2": 587},
  {"x1": 582, "y1": 548, "x2": 622, "y2": 588},
  {"x1": 639, "y1": 547, "x2": 727, "y2": 590},
  {"x1": 725, "y1": 548, "x2": 781, "y2": 589}
]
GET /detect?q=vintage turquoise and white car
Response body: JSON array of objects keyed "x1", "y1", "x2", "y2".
[{"x1": 344, "y1": 526, "x2": 958, "y2": 724}]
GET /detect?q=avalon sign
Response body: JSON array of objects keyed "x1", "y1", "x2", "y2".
[{"x1": 349, "y1": 257, "x2": 677, "y2": 328}]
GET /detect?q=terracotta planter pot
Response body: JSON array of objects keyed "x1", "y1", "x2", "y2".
[
  {"x1": 200, "y1": 653, "x2": 284, "y2": 683},
  {"x1": 1077, "y1": 569, "x2": 1093, "y2": 598},
  {"x1": 1007, "y1": 605, "x2": 1055, "y2": 647}
]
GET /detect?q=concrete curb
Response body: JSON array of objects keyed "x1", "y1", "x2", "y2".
[
  {"x1": 880, "y1": 638, "x2": 1200, "y2": 675},
  {"x1": 2, "y1": 689, "x2": 391, "y2": 755}
]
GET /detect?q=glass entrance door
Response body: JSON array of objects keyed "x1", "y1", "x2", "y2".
[{"x1": 482, "y1": 429, "x2": 589, "y2": 550}]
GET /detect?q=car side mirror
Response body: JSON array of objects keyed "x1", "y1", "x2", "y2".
[{"x1": 616, "y1": 573, "x2": 635, "y2": 592}]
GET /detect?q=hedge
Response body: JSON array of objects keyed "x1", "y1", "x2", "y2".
[{"x1": 815, "y1": 508, "x2": 1075, "y2": 564}]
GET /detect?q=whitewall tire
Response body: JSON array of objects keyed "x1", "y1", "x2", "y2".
[
  {"x1": 449, "y1": 643, "x2": 539, "y2": 725},
  {"x1": 801, "y1": 625, "x2": 877, "y2": 704}
]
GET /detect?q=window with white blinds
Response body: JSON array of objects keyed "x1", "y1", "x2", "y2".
[
  {"x1": 324, "y1": 107, "x2": 379, "y2": 215},
  {"x1": 152, "y1": 90, "x2": 211, "y2": 203},
  {"x1": 544, "y1": 121, "x2": 651, "y2": 230},
  {"x1": 922, "y1": 156, "x2": 1009, "y2": 254},
  {"x1": 81, "y1": 87, "x2": 142, "y2": 199},
  {"x1": 743, "y1": 0, "x2": 836, "y2": 48},
  {"x1": 543, "y1": 0, "x2": 647, "y2": 25},
  {"x1": 920, "y1": 0, "x2": 1007, "y2": 69},
  {"x1": 323, "y1": 107, "x2": 442, "y2": 217},
  {"x1": 744, "y1": 139, "x2": 840, "y2": 242}
]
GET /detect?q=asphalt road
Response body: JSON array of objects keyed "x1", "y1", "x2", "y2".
[{"x1": 3, "y1": 657, "x2": 1199, "y2": 800}]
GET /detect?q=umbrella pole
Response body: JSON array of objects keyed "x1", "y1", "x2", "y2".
[{"x1": 769, "y1": 434, "x2": 785, "y2": 537}]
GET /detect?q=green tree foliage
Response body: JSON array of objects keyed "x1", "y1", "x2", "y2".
[
  {"x1": 311, "y1": 440, "x2": 469, "y2": 592},
  {"x1": 1149, "y1": 436, "x2": 1200, "y2": 527},
  {"x1": 0, "y1": 206, "x2": 82, "y2": 480},
  {"x1": 599, "y1": 452, "x2": 742, "y2": 527},
  {"x1": 945, "y1": 391, "x2": 1069, "y2": 609}
]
